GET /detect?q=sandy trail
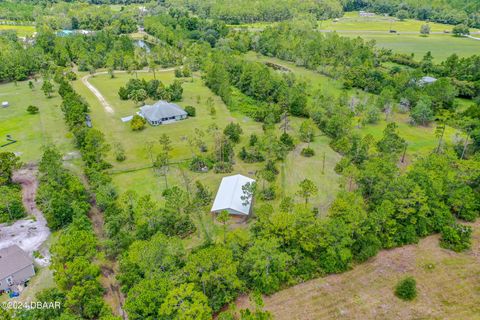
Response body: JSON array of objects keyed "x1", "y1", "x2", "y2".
[
  {"x1": 81, "y1": 68, "x2": 176, "y2": 115},
  {"x1": 0, "y1": 166, "x2": 51, "y2": 266}
]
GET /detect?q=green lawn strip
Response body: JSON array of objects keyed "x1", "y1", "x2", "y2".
[
  {"x1": 319, "y1": 11, "x2": 479, "y2": 33},
  {"x1": 0, "y1": 80, "x2": 74, "y2": 163},
  {"x1": 342, "y1": 33, "x2": 480, "y2": 62},
  {"x1": 0, "y1": 23, "x2": 36, "y2": 37}
]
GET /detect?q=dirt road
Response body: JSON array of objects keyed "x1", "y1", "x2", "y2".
[
  {"x1": 81, "y1": 68, "x2": 176, "y2": 115},
  {"x1": 0, "y1": 166, "x2": 50, "y2": 266}
]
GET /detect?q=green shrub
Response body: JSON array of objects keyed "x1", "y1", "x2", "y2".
[
  {"x1": 189, "y1": 156, "x2": 213, "y2": 172},
  {"x1": 224, "y1": 122, "x2": 243, "y2": 143},
  {"x1": 0, "y1": 185, "x2": 26, "y2": 223},
  {"x1": 27, "y1": 105, "x2": 39, "y2": 114},
  {"x1": 259, "y1": 186, "x2": 276, "y2": 200},
  {"x1": 280, "y1": 132, "x2": 295, "y2": 150},
  {"x1": 301, "y1": 147, "x2": 315, "y2": 157},
  {"x1": 440, "y1": 224, "x2": 472, "y2": 252},
  {"x1": 131, "y1": 115, "x2": 146, "y2": 131},
  {"x1": 394, "y1": 276, "x2": 417, "y2": 301},
  {"x1": 213, "y1": 162, "x2": 233, "y2": 173},
  {"x1": 185, "y1": 105, "x2": 196, "y2": 117}
]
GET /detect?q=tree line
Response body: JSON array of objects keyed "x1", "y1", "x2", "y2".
[{"x1": 0, "y1": 152, "x2": 25, "y2": 223}]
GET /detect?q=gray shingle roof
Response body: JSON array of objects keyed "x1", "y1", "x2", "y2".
[
  {"x1": 140, "y1": 100, "x2": 187, "y2": 122},
  {"x1": 0, "y1": 245, "x2": 33, "y2": 280}
]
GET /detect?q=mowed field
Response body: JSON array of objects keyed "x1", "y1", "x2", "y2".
[
  {"x1": 356, "y1": 113, "x2": 463, "y2": 157},
  {"x1": 244, "y1": 52, "x2": 464, "y2": 157},
  {"x1": 319, "y1": 12, "x2": 480, "y2": 62},
  {"x1": 346, "y1": 33, "x2": 480, "y2": 62},
  {"x1": 238, "y1": 221, "x2": 480, "y2": 319},
  {"x1": 73, "y1": 70, "x2": 341, "y2": 209},
  {"x1": 320, "y1": 11, "x2": 480, "y2": 33},
  {"x1": 0, "y1": 80, "x2": 74, "y2": 163},
  {"x1": 0, "y1": 22, "x2": 36, "y2": 37}
]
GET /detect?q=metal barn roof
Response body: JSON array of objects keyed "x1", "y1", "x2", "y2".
[
  {"x1": 211, "y1": 174, "x2": 256, "y2": 215},
  {"x1": 139, "y1": 100, "x2": 187, "y2": 122}
]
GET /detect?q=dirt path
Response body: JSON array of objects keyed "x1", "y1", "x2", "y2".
[
  {"x1": 81, "y1": 73, "x2": 115, "y2": 114},
  {"x1": 81, "y1": 68, "x2": 176, "y2": 115},
  {"x1": 0, "y1": 166, "x2": 50, "y2": 266},
  {"x1": 89, "y1": 202, "x2": 127, "y2": 319}
]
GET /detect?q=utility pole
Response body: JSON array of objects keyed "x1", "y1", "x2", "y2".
[{"x1": 401, "y1": 143, "x2": 407, "y2": 163}]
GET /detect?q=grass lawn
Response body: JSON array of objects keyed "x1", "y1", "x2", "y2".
[
  {"x1": 237, "y1": 221, "x2": 480, "y2": 319},
  {"x1": 0, "y1": 23, "x2": 36, "y2": 37},
  {"x1": 320, "y1": 11, "x2": 479, "y2": 33},
  {"x1": 315, "y1": 12, "x2": 480, "y2": 62},
  {"x1": 0, "y1": 80, "x2": 75, "y2": 163},
  {"x1": 346, "y1": 33, "x2": 480, "y2": 62},
  {"x1": 74, "y1": 69, "x2": 342, "y2": 210},
  {"x1": 356, "y1": 113, "x2": 464, "y2": 157}
]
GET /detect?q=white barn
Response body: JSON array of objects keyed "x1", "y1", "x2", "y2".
[{"x1": 211, "y1": 174, "x2": 256, "y2": 216}]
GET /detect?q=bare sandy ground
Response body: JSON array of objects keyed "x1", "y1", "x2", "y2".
[{"x1": 0, "y1": 166, "x2": 50, "y2": 266}]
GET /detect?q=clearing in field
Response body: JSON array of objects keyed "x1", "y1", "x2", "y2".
[
  {"x1": 74, "y1": 70, "x2": 341, "y2": 209},
  {"x1": 0, "y1": 22, "x2": 36, "y2": 37},
  {"x1": 244, "y1": 52, "x2": 464, "y2": 157},
  {"x1": 317, "y1": 12, "x2": 480, "y2": 62},
  {"x1": 320, "y1": 11, "x2": 480, "y2": 33},
  {"x1": 0, "y1": 80, "x2": 74, "y2": 163},
  {"x1": 346, "y1": 33, "x2": 480, "y2": 62},
  {"x1": 237, "y1": 221, "x2": 480, "y2": 320}
]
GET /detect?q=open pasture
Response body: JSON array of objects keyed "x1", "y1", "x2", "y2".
[
  {"x1": 320, "y1": 11, "x2": 479, "y2": 33},
  {"x1": 0, "y1": 80, "x2": 73, "y2": 163},
  {"x1": 0, "y1": 22, "x2": 35, "y2": 37},
  {"x1": 347, "y1": 33, "x2": 480, "y2": 62},
  {"x1": 74, "y1": 70, "x2": 342, "y2": 209}
]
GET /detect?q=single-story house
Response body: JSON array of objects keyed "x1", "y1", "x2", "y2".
[
  {"x1": 418, "y1": 76, "x2": 437, "y2": 86},
  {"x1": 2, "y1": 101, "x2": 9, "y2": 108},
  {"x1": 211, "y1": 174, "x2": 256, "y2": 218},
  {"x1": 0, "y1": 245, "x2": 35, "y2": 291},
  {"x1": 139, "y1": 100, "x2": 187, "y2": 126}
]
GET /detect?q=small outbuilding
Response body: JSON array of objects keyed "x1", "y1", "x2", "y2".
[
  {"x1": 0, "y1": 245, "x2": 35, "y2": 291},
  {"x1": 418, "y1": 76, "x2": 437, "y2": 86},
  {"x1": 139, "y1": 100, "x2": 187, "y2": 126},
  {"x1": 211, "y1": 174, "x2": 256, "y2": 217},
  {"x1": 2, "y1": 101, "x2": 9, "y2": 108}
]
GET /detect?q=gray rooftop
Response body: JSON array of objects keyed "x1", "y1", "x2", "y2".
[
  {"x1": 140, "y1": 100, "x2": 187, "y2": 122},
  {"x1": 0, "y1": 245, "x2": 33, "y2": 280}
]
